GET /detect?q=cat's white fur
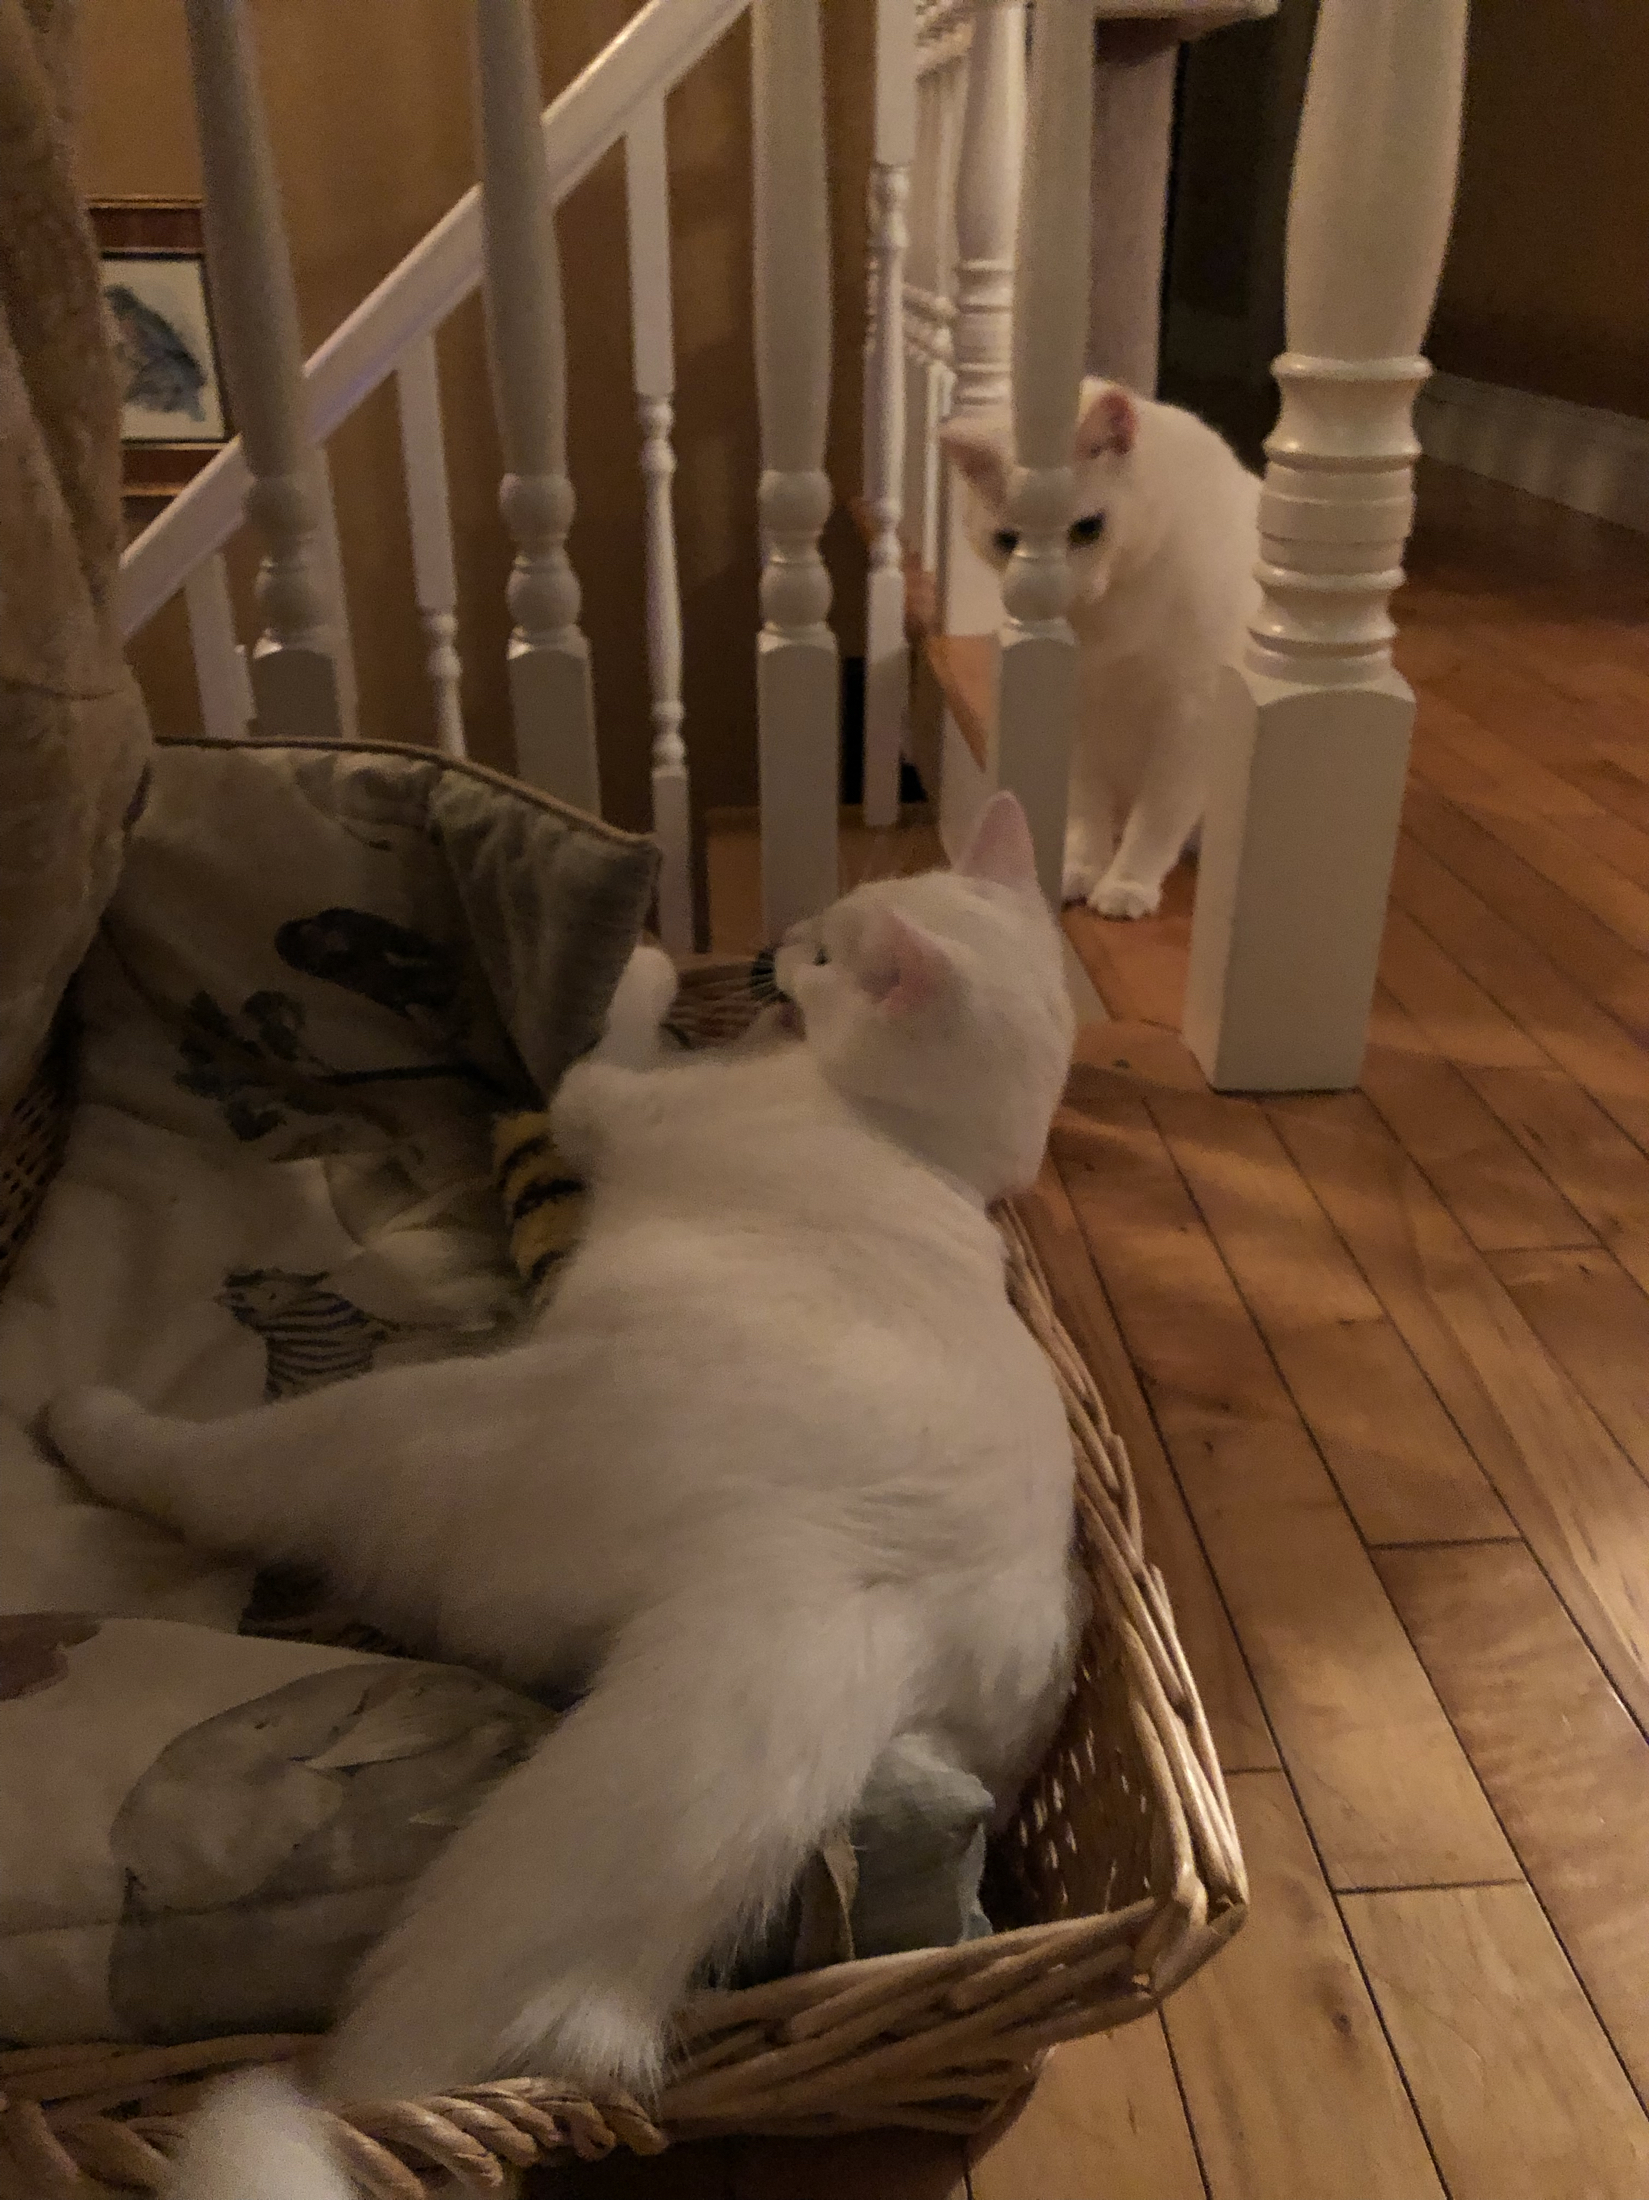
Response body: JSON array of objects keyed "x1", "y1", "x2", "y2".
[
  {"x1": 48, "y1": 795, "x2": 1079, "y2": 2182},
  {"x1": 942, "y1": 378, "x2": 1260, "y2": 920}
]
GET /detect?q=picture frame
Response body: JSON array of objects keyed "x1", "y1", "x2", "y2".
[{"x1": 89, "y1": 198, "x2": 231, "y2": 517}]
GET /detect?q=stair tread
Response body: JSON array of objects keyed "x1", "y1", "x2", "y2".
[{"x1": 923, "y1": 632, "x2": 994, "y2": 770}]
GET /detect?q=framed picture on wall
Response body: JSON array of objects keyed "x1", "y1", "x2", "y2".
[{"x1": 88, "y1": 197, "x2": 231, "y2": 531}]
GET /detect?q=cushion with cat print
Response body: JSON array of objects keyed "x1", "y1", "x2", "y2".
[{"x1": 0, "y1": 1614, "x2": 993, "y2": 2046}]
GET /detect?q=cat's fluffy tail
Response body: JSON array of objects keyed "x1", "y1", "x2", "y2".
[
  {"x1": 319, "y1": 1578, "x2": 920, "y2": 2102},
  {"x1": 164, "y1": 2071, "x2": 351, "y2": 2200}
]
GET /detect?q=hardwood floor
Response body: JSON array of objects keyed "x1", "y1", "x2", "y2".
[{"x1": 554, "y1": 463, "x2": 1649, "y2": 2195}]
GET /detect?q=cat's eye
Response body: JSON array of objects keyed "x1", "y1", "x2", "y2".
[
  {"x1": 813, "y1": 945, "x2": 830, "y2": 966},
  {"x1": 1069, "y1": 513, "x2": 1105, "y2": 546},
  {"x1": 991, "y1": 528, "x2": 1019, "y2": 557}
]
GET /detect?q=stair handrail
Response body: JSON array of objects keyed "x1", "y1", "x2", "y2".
[{"x1": 118, "y1": 0, "x2": 749, "y2": 638}]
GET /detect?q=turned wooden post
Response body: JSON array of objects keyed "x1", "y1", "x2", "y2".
[
  {"x1": 902, "y1": 22, "x2": 962, "y2": 576},
  {"x1": 751, "y1": 0, "x2": 840, "y2": 936},
  {"x1": 394, "y1": 333, "x2": 466, "y2": 758},
  {"x1": 473, "y1": 0, "x2": 599, "y2": 813},
  {"x1": 182, "y1": 553, "x2": 252, "y2": 741},
  {"x1": 626, "y1": 95, "x2": 694, "y2": 954},
  {"x1": 182, "y1": 0, "x2": 344, "y2": 741},
  {"x1": 939, "y1": 0, "x2": 1025, "y2": 638},
  {"x1": 990, "y1": 0, "x2": 1092, "y2": 905},
  {"x1": 1182, "y1": 0, "x2": 1470, "y2": 1091},
  {"x1": 862, "y1": 0, "x2": 917, "y2": 829}
]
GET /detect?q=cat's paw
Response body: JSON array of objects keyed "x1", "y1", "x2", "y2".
[
  {"x1": 1087, "y1": 875, "x2": 1161, "y2": 922},
  {"x1": 598, "y1": 945, "x2": 679, "y2": 1069},
  {"x1": 1061, "y1": 855, "x2": 1103, "y2": 906}
]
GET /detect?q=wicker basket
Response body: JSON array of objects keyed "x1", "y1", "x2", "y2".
[{"x1": 0, "y1": 960, "x2": 1245, "y2": 2197}]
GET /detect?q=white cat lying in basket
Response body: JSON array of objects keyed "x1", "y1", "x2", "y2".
[{"x1": 47, "y1": 792, "x2": 1080, "y2": 2186}]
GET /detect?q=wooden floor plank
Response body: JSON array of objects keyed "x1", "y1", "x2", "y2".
[
  {"x1": 1402, "y1": 780, "x2": 1649, "y2": 1046},
  {"x1": 1340, "y1": 1885, "x2": 1649, "y2": 2199},
  {"x1": 1359, "y1": 989, "x2": 1593, "y2": 1255},
  {"x1": 1063, "y1": 861, "x2": 1195, "y2": 1029},
  {"x1": 1468, "y1": 1064, "x2": 1649, "y2": 1298},
  {"x1": 1404, "y1": 618, "x2": 1649, "y2": 836},
  {"x1": 1378, "y1": 902, "x2": 1550, "y2": 1070},
  {"x1": 1160, "y1": 1771, "x2": 1446, "y2": 2200},
  {"x1": 1377, "y1": 1540, "x2": 1649, "y2": 2105},
  {"x1": 1141, "y1": 1075, "x2": 1515, "y2": 1545},
  {"x1": 1411, "y1": 714, "x2": 1649, "y2": 951},
  {"x1": 1414, "y1": 687, "x2": 1649, "y2": 893},
  {"x1": 1369, "y1": 905, "x2": 1649, "y2": 1288},
  {"x1": 1269, "y1": 1092, "x2": 1649, "y2": 1734},
  {"x1": 969, "y1": 2018, "x2": 1207, "y2": 2200},
  {"x1": 1018, "y1": 1156, "x2": 1278, "y2": 1772},
  {"x1": 1388, "y1": 834, "x2": 1649, "y2": 1157},
  {"x1": 1054, "y1": 1091, "x2": 1516, "y2": 1891},
  {"x1": 1490, "y1": 1246, "x2": 1649, "y2": 1490}
]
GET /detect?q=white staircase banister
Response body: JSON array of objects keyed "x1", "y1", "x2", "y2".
[
  {"x1": 120, "y1": 0, "x2": 751, "y2": 639},
  {"x1": 1182, "y1": 0, "x2": 1470, "y2": 1091}
]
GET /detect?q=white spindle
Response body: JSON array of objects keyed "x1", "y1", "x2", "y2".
[
  {"x1": 473, "y1": 0, "x2": 599, "y2": 814},
  {"x1": 901, "y1": 65, "x2": 958, "y2": 577},
  {"x1": 394, "y1": 335, "x2": 466, "y2": 758},
  {"x1": 991, "y1": 0, "x2": 1093, "y2": 906},
  {"x1": 862, "y1": 0, "x2": 916, "y2": 829},
  {"x1": 751, "y1": 0, "x2": 840, "y2": 936},
  {"x1": 1182, "y1": 0, "x2": 1469, "y2": 1092},
  {"x1": 182, "y1": 0, "x2": 342, "y2": 742},
  {"x1": 183, "y1": 553, "x2": 253, "y2": 741},
  {"x1": 940, "y1": 0, "x2": 1025, "y2": 637},
  {"x1": 625, "y1": 96, "x2": 693, "y2": 955}
]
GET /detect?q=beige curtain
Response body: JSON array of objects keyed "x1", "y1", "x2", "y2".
[{"x1": 0, "y1": 0, "x2": 151, "y2": 1103}]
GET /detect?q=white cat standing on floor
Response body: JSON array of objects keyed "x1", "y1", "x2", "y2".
[
  {"x1": 942, "y1": 377, "x2": 1260, "y2": 920},
  {"x1": 48, "y1": 796, "x2": 1079, "y2": 2153}
]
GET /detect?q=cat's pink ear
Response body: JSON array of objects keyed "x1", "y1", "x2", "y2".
[
  {"x1": 1075, "y1": 384, "x2": 1137, "y2": 460},
  {"x1": 959, "y1": 791, "x2": 1038, "y2": 893},
  {"x1": 939, "y1": 416, "x2": 1009, "y2": 502},
  {"x1": 863, "y1": 913, "x2": 952, "y2": 1016}
]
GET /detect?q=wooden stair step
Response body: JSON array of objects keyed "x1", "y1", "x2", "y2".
[{"x1": 921, "y1": 631, "x2": 994, "y2": 771}]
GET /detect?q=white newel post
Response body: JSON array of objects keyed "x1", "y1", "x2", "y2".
[
  {"x1": 625, "y1": 96, "x2": 694, "y2": 956},
  {"x1": 472, "y1": 0, "x2": 599, "y2": 814},
  {"x1": 751, "y1": 0, "x2": 840, "y2": 938},
  {"x1": 862, "y1": 0, "x2": 916, "y2": 829},
  {"x1": 991, "y1": 0, "x2": 1092, "y2": 905},
  {"x1": 940, "y1": 0, "x2": 1025, "y2": 638},
  {"x1": 182, "y1": 0, "x2": 342, "y2": 742},
  {"x1": 394, "y1": 334, "x2": 466, "y2": 758},
  {"x1": 1182, "y1": 0, "x2": 1469, "y2": 1092}
]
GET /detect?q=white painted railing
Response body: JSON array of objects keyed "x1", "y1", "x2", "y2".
[
  {"x1": 133, "y1": 0, "x2": 1464, "y2": 1074},
  {"x1": 1182, "y1": 0, "x2": 1470, "y2": 1090},
  {"x1": 875, "y1": 0, "x2": 1467, "y2": 1083},
  {"x1": 474, "y1": 0, "x2": 599, "y2": 818},
  {"x1": 126, "y1": 0, "x2": 755, "y2": 953},
  {"x1": 181, "y1": 0, "x2": 348, "y2": 745}
]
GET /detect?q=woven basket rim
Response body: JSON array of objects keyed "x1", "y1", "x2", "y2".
[{"x1": 0, "y1": 953, "x2": 1246, "y2": 2194}]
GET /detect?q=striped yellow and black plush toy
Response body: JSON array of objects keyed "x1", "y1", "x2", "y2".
[{"x1": 493, "y1": 1113, "x2": 589, "y2": 1302}]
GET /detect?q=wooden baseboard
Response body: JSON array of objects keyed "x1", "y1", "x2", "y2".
[{"x1": 1416, "y1": 371, "x2": 1649, "y2": 535}]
